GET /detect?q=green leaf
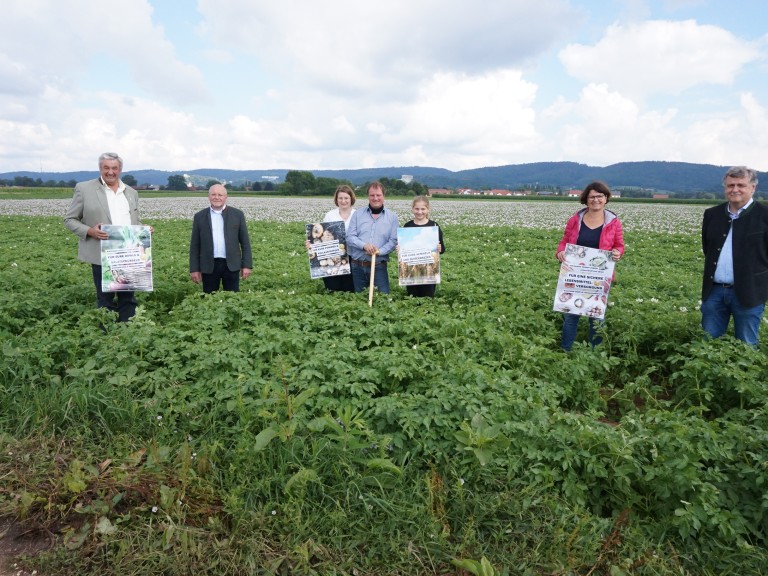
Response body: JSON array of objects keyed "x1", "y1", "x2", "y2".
[
  {"x1": 306, "y1": 416, "x2": 329, "y2": 432},
  {"x1": 253, "y1": 426, "x2": 279, "y2": 452},
  {"x1": 284, "y1": 467, "x2": 319, "y2": 494},
  {"x1": 451, "y1": 558, "x2": 481, "y2": 574},
  {"x1": 365, "y1": 458, "x2": 402, "y2": 476}
]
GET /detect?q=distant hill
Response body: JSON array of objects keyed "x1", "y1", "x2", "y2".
[{"x1": 2, "y1": 161, "x2": 765, "y2": 194}]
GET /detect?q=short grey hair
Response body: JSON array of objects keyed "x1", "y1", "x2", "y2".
[
  {"x1": 723, "y1": 166, "x2": 758, "y2": 186},
  {"x1": 98, "y1": 152, "x2": 123, "y2": 169}
]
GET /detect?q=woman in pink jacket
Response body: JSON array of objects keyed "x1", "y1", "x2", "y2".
[{"x1": 556, "y1": 181, "x2": 625, "y2": 350}]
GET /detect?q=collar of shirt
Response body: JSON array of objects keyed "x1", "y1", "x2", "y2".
[
  {"x1": 100, "y1": 177, "x2": 126, "y2": 194},
  {"x1": 728, "y1": 198, "x2": 753, "y2": 219},
  {"x1": 210, "y1": 205, "x2": 226, "y2": 215}
]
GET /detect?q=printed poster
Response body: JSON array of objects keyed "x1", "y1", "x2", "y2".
[
  {"x1": 553, "y1": 243, "x2": 615, "y2": 320},
  {"x1": 306, "y1": 220, "x2": 350, "y2": 279},
  {"x1": 398, "y1": 226, "x2": 441, "y2": 286},
  {"x1": 100, "y1": 225, "x2": 153, "y2": 292}
]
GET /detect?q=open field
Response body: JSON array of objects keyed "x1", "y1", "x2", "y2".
[
  {"x1": 0, "y1": 198, "x2": 766, "y2": 575},
  {"x1": 0, "y1": 196, "x2": 707, "y2": 232}
]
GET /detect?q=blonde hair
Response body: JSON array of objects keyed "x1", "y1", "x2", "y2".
[{"x1": 412, "y1": 195, "x2": 430, "y2": 208}]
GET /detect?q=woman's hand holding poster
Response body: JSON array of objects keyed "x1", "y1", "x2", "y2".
[{"x1": 553, "y1": 243, "x2": 615, "y2": 320}]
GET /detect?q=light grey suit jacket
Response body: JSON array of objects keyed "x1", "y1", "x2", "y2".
[{"x1": 64, "y1": 178, "x2": 141, "y2": 265}]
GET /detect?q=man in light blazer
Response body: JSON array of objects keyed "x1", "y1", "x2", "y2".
[
  {"x1": 64, "y1": 152, "x2": 144, "y2": 322},
  {"x1": 189, "y1": 184, "x2": 253, "y2": 293}
]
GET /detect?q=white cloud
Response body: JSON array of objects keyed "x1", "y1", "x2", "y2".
[
  {"x1": 331, "y1": 116, "x2": 356, "y2": 135},
  {"x1": 559, "y1": 19, "x2": 762, "y2": 99},
  {"x1": 548, "y1": 83, "x2": 682, "y2": 165},
  {"x1": 681, "y1": 92, "x2": 768, "y2": 169},
  {"x1": 544, "y1": 83, "x2": 768, "y2": 170},
  {"x1": 197, "y1": 0, "x2": 579, "y2": 100},
  {"x1": 0, "y1": 0, "x2": 209, "y2": 107},
  {"x1": 389, "y1": 70, "x2": 540, "y2": 169}
]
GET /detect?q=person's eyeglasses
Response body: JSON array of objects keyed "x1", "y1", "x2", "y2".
[{"x1": 587, "y1": 195, "x2": 605, "y2": 201}]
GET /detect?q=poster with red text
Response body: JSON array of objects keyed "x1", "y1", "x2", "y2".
[{"x1": 553, "y1": 244, "x2": 614, "y2": 319}]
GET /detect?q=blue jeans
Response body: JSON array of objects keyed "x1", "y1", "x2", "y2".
[
  {"x1": 561, "y1": 313, "x2": 602, "y2": 351},
  {"x1": 351, "y1": 261, "x2": 390, "y2": 294},
  {"x1": 701, "y1": 285, "x2": 765, "y2": 346}
]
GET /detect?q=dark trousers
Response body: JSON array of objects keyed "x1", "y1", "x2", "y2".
[
  {"x1": 202, "y1": 258, "x2": 240, "y2": 293},
  {"x1": 91, "y1": 264, "x2": 137, "y2": 322},
  {"x1": 406, "y1": 284, "x2": 437, "y2": 298},
  {"x1": 322, "y1": 274, "x2": 355, "y2": 292}
]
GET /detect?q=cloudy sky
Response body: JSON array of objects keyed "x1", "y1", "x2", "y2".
[{"x1": 2, "y1": 0, "x2": 767, "y2": 173}]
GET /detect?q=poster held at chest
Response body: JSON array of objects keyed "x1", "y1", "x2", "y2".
[
  {"x1": 100, "y1": 225, "x2": 153, "y2": 292},
  {"x1": 305, "y1": 220, "x2": 350, "y2": 279},
  {"x1": 553, "y1": 243, "x2": 615, "y2": 320},
  {"x1": 397, "y1": 226, "x2": 441, "y2": 286}
]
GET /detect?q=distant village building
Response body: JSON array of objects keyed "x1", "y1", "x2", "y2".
[
  {"x1": 400, "y1": 175, "x2": 413, "y2": 184},
  {"x1": 428, "y1": 188, "x2": 452, "y2": 196},
  {"x1": 652, "y1": 193, "x2": 669, "y2": 199},
  {"x1": 487, "y1": 189, "x2": 512, "y2": 196},
  {"x1": 566, "y1": 189, "x2": 581, "y2": 197}
]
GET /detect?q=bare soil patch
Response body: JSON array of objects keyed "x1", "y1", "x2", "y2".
[{"x1": 0, "y1": 519, "x2": 52, "y2": 576}]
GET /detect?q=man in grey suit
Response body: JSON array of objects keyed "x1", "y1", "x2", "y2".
[
  {"x1": 189, "y1": 184, "x2": 253, "y2": 293},
  {"x1": 64, "y1": 152, "x2": 144, "y2": 322}
]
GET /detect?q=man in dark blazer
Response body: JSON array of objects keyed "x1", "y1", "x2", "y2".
[
  {"x1": 189, "y1": 184, "x2": 253, "y2": 293},
  {"x1": 701, "y1": 165, "x2": 768, "y2": 346},
  {"x1": 64, "y1": 152, "x2": 143, "y2": 322}
]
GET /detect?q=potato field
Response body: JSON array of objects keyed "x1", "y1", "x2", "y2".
[{"x1": 0, "y1": 196, "x2": 766, "y2": 575}]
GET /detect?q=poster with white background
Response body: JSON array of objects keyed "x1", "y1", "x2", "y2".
[
  {"x1": 397, "y1": 226, "x2": 440, "y2": 286},
  {"x1": 553, "y1": 244, "x2": 614, "y2": 319}
]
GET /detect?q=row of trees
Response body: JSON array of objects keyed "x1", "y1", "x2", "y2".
[
  {"x1": 159, "y1": 171, "x2": 428, "y2": 195},
  {"x1": 280, "y1": 171, "x2": 428, "y2": 196},
  {"x1": 0, "y1": 175, "x2": 144, "y2": 189},
  {"x1": 1, "y1": 176, "x2": 79, "y2": 188},
  {"x1": 164, "y1": 175, "x2": 276, "y2": 191}
]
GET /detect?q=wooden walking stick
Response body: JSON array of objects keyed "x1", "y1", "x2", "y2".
[{"x1": 368, "y1": 252, "x2": 377, "y2": 307}]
